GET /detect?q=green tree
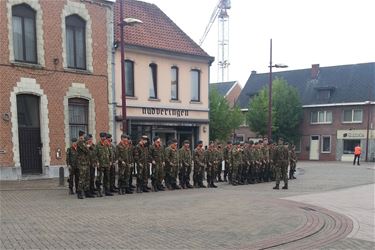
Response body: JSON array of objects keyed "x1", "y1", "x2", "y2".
[
  {"x1": 246, "y1": 78, "x2": 302, "y2": 142},
  {"x1": 209, "y1": 88, "x2": 243, "y2": 141}
]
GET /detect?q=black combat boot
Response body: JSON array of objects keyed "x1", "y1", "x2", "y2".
[
  {"x1": 125, "y1": 188, "x2": 133, "y2": 194},
  {"x1": 211, "y1": 182, "x2": 218, "y2": 188},
  {"x1": 97, "y1": 190, "x2": 103, "y2": 197},
  {"x1": 69, "y1": 187, "x2": 74, "y2": 195},
  {"x1": 105, "y1": 189, "x2": 114, "y2": 196},
  {"x1": 142, "y1": 185, "x2": 150, "y2": 192},
  {"x1": 186, "y1": 182, "x2": 193, "y2": 188},
  {"x1": 118, "y1": 188, "x2": 123, "y2": 195},
  {"x1": 282, "y1": 183, "x2": 288, "y2": 190},
  {"x1": 85, "y1": 191, "x2": 95, "y2": 198},
  {"x1": 273, "y1": 184, "x2": 280, "y2": 190},
  {"x1": 77, "y1": 191, "x2": 84, "y2": 199},
  {"x1": 174, "y1": 183, "x2": 181, "y2": 190}
]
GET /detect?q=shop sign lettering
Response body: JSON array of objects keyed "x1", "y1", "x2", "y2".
[{"x1": 142, "y1": 107, "x2": 189, "y2": 117}]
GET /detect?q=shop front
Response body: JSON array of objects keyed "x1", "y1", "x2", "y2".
[
  {"x1": 116, "y1": 106, "x2": 209, "y2": 148},
  {"x1": 337, "y1": 129, "x2": 375, "y2": 162}
]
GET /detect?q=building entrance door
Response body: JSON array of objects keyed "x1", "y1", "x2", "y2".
[
  {"x1": 17, "y1": 94, "x2": 43, "y2": 174},
  {"x1": 309, "y1": 135, "x2": 320, "y2": 160}
]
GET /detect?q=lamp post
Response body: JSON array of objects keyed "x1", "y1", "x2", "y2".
[
  {"x1": 119, "y1": 0, "x2": 142, "y2": 134},
  {"x1": 268, "y1": 38, "x2": 287, "y2": 140}
]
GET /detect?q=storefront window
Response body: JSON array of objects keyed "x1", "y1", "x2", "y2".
[{"x1": 343, "y1": 139, "x2": 360, "y2": 154}]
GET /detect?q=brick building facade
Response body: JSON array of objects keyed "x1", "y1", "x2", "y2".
[{"x1": 0, "y1": 0, "x2": 114, "y2": 179}]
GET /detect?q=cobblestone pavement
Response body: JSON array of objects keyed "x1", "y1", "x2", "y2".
[{"x1": 0, "y1": 161, "x2": 374, "y2": 249}]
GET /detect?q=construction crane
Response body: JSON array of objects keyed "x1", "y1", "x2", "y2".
[{"x1": 199, "y1": 0, "x2": 231, "y2": 82}]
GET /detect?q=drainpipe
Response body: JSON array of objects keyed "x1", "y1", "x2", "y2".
[
  {"x1": 365, "y1": 101, "x2": 371, "y2": 161},
  {"x1": 111, "y1": 45, "x2": 117, "y2": 144}
]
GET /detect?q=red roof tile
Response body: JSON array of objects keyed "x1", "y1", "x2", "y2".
[{"x1": 114, "y1": 0, "x2": 212, "y2": 59}]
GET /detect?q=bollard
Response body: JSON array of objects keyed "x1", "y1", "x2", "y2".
[{"x1": 59, "y1": 167, "x2": 65, "y2": 186}]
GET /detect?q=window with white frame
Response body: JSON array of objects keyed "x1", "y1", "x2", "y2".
[
  {"x1": 343, "y1": 109, "x2": 363, "y2": 123},
  {"x1": 191, "y1": 69, "x2": 200, "y2": 102},
  {"x1": 171, "y1": 66, "x2": 178, "y2": 100},
  {"x1": 149, "y1": 63, "x2": 157, "y2": 99},
  {"x1": 66, "y1": 15, "x2": 86, "y2": 69},
  {"x1": 321, "y1": 135, "x2": 331, "y2": 153},
  {"x1": 12, "y1": 4, "x2": 37, "y2": 63},
  {"x1": 311, "y1": 110, "x2": 332, "y2": 124}
]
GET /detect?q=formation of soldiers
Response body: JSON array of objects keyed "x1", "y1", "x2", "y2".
[{"x1": 66, "y1": 131, "x2": 298, "y2": 199}]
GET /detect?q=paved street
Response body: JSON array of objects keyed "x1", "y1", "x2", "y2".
[{"x1": 1, "y1": 161, "x2": 374, "y2": 249}]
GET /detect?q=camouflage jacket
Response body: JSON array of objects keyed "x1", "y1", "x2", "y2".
[
  {"x1": 116, "y1": 142, "x2": 132, "y2": 166},
  {"x1": 223, "y1": 146, "x2": 232, "y2": 166},
  {"x1": 134, "y1": 144, "x2": 151, "y2": 167},
  {"x1": 66, "y1": 145, "x2": 78, "y2": 168},
  {"x1": 96, "y1": 140, "x2": 110, "y2": 167},
  {"x1": 165, "y1": 146, "x2": 178, "y2": 168},
  {"x1": 231, "y1": 147, "x2": 243, "y2": 167},
  {"x1": 77, "y1": 139, "x2": 90, "y2": 168},
  {"x1": 193, "y1": 147, "x2": 206, "y2": 168},
  {"x1": 88, "y1": 143, "x2": 97, "y2": 166},
  {"x1": 276, "y1": 145, "x2": 289, "y2": 162},
  {"x1": 179, "y1": 147, "x2": 192, "y2": 167},
  {"x1": 149, "y1": 144, "x2": 165, "y2": 166}
]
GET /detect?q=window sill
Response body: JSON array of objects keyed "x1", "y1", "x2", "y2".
[
  {"x1": 170, "y1": 99, "x2": 181, "y2": 103},
  {"x1": 11, "y1": 61, "x2": 44, "y2": 69},
  {"x1": 126, "y1": 96, "x2": 138, "y2": 100},
  {"x1": 321, "y1": 151, "x2": 331, "y2": 154},
  {"x1": 148, "y1": 98, "x2": 160, "y2": 102},
  {"x1": 342, "y1": 121, "x2": 362, "y2": 124},
  {"x1": 64, "y1": 67, "x2": 92, "y2": 75},
  {"x1": 190, "y1": 100, "x2": 202, "y2": 104},
  {"x1": 310, "y1": 122, "x2": 333, "y2": 125}
]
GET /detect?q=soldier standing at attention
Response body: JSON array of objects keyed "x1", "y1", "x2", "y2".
[
  {"x1": 87, "y1": 134, "x2": 98, "y2": 197},
  {"x1": 223, "y1": 141, "x2": 232, "y2": 183},
  {"x1": 116, "y1": 134, "x2": 133, "y2": 195},
  {"x1": 134, "y1": 136, "x2": 152, "y2": 193},
  {"x1": 165, "y1": 138, "x2": 180, "y2": 190},
  {"x1": 149, "y1": 136, "x2": 166, "y2": 192},
  {"x1": 206, "y1": 141, "x2": 218, "y2": 188},
  {"x1": 262, "y1": 138, "x2": 271, "y2": 182},
  {"x1": 289, "y1": 144, "x2": 297, "y2": 179},
  {"x1": 215, "y1": 143, "x2": 224, "y2": 182},
  {"x1": 193, "y1": 140, "x2": 206, "y2": 188},
  {"x1": 66, "y1": 138, "x2": 78, "y2": 195},
  {"x1": 273, "y1": 138, "x2": 289, "y2": 190},
  {"x1": 129, "y1": 140, "x2": 136, "y2": 191},
  {"x1": 76, "y1": 131, "x2": 94, "y2": 199},
  {"x1": 231, "y1": 142, "x2": 242, "y2": 186},
  {"x1": 96, "y1": 132, "x2": 113, "y2": 196},
  {"x1": 179, "y1": 140, "x2": 193, "y2": 189},
  {"x1": 106, "y1": 133, "x2": 118, "y2": 193}
]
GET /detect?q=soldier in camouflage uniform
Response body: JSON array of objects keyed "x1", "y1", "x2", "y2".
[
  {"x1": 134, "y1": 135, "x2": 152, "y2": 193},
  {"x1": 106, "y1": 134, "x2": 118, "y2": 193},
  {"x1": 223, "y1": 141, "x2": 232, "y2": 182},
  {"x1": 76, "y1": 131, "x2": 94, "y2": 199},
  {"x1": 273, "y1": 138, "x2": 289, "y2": 190},
  {"x1": 66, "y1": 138, "x2": 78, "y2": 194},
  {"x1": 206, "y1": 141, "x2": 218, "y2": 188},
  {"x1": 243, "y1": 141, "x2": 252, "y2": 184},
  {"x1": 149, "y1": 136, "x2": 165, "y2": 192},
  {"x1": 179, "y1": 140, "x2": 193, "y2": 189},
  {"x1": 116, "y1": 134, "x2": 133, "y2": 195},
  {"x1": 165, "y1": 138, "x2": 180, "y2": 190},
  {"x1": 253, "y1": 142, "x2": 261, "y2": 183},
  {"x1": 289, "y1": 144, "x2": 297, "y2": 179},
  {"x1": 247, "y1": 140, "x2": 256, "y2": 184},
  {"x1": 231, "y1": 142, "x2": 243, "y2": 186},
  {"x1": 193, "y1": 140, "x2": 206, "y2": 188},
  {"x1": 129, "y1": 140, "x2": 136, "y2": 191},
  {"x1": 269, "y1": 140, "x2": 277, "y2": 181},
  {"x1": 96, "y1": 132, "x2": 113, "y2": 196},
  {"x1": 87, "y1": 134, "x2": 98, "y2": 196},
  {"x1": 261, "y1": 139, "x2": 271, "y2": 182},
  {"x1": 215, "y1": 143, "x2": 223, "y2": 182}
]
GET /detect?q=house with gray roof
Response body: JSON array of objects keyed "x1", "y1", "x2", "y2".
[
  {"x1": 209, "y1": 81, "x2": 242, "y2": 107},
  {"x1": 237, "y1": 63, "x2": 375, "y2": 161}
]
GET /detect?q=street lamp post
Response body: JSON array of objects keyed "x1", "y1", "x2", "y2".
[
  {"x1": 268, "y1": 38, "x2": 287, "y2": 140},
  {"x1": 119, "y1": 0, "x2": 142, "y2": 134}
]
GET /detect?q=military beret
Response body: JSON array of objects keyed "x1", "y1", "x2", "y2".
[
  {"x1": 121, "y1": 134, "x2": 129, "y2": 139},
  {"x1": 258, "y1": 139, "x2": 263, "y2": 143},
  {"x1": 227, "y1": 141, "x2": 232, "y2": 144},
  {"x1": 171, "y1": 138, "x2": 177, "y2": 143},
  {"x1": 249, "y1": 140, "x2": 254, "y2": 145},
  {"x1": 209, "y1": 141, "x2": 214, "y2": 145},
  {"x1": 141, "y1": 135, "x2": 148, "y2": 140},
  {"x1": 100, "y1": 132, "x2": 107, "y2": 138},
  {"x1": 87, "y1": 134, "x2": 93, "y2": 139},
  {"x1": 197, "y1": 140, "x2": 203, "y2": 145},
  {"x1": 234, "y1": 141, "x2": 240, "y2": 145},
  {"x1": 106, "y1": 133, "x2": 112, "y2": 139},
  {"x1": 183, "y1": 140, "x2": 190, "y2": 144},
  {"x1": 84, "y1": 135, "x2": 91, "y2": 141},
  {"x1": 153, "y1": 136, "x2": 160, "y2": 142},
  {"x1": 71, "y1": 138, "x2": 77, "y2": 143},
  {"x1": 79, "y1": 130, "x2": 85, "y2": 136}
]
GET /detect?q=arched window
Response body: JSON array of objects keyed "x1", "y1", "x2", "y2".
[
  {"x1": 68, "y1": 98, "x2": 88, "y2": 140},
  {"x1": 171, "y1": 66, "x2": 179, "y2": 100},
  {"x1": 12, "y1": 4, "x2": 37, "y2": 63},
  {"x1": 66, "y1": 15, "x2": 86, "y2": 69}
]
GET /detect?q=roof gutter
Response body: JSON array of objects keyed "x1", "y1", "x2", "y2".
[{"x1": 302, "y1": 101, "x2": 375, "y2": 108}]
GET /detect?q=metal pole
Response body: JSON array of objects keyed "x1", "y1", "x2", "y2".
[
  {"x1": 120, "y1": 0, "x2": 127, "y2": 134},
  {"x1": 268, "y1": 38, "x2": 273, "y2": 140},
  {"x1": 365, "y1": 102, "x2": 371, "y2": 161}
]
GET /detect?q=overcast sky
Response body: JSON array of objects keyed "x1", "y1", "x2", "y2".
[{"x1": 141, "y1": 0, "x2": 375, "y2": 87}]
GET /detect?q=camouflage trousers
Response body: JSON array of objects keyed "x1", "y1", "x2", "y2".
[
  {"x1": 206, "y1": 164, "x2": 215, "y2": 184},
  {"x1": 118, "y1": 162, "x2": 131, "y2": 189},
  {"x1": 96, "y1": 166, "x2": 110, "y2": 192},
  {"x1": 77, "y1": 165, "x2": 89, "y2": 193},
  {"x1": 179, "y1": 165, "x2": 191, "y2": 187},
  {"x1": 193, "y1": 163, "x2": 205, "y2": 186},
  {"x1": 136, "y1": 163, "x2": 149, "y2": 188},
  {"x1": 152, "y1": 163, "x2": 164, "y2": 188},
  {"x1": 165, "y1": 164, "x2": 178, "y2": 188},
  {"x1": 68, "y1": 165, "x2": 78, "y2": 191},
  {"x1": 275, "y1": 160, "x2": 288, "y2": 185}
]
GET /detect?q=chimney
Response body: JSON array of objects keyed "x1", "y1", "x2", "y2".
[
  {"x1": 311, "y1": 64, "x2": 320, "y2": 79},
  {"x1": 251, "y1": 70, "x2": 257, "y2": 75}
]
